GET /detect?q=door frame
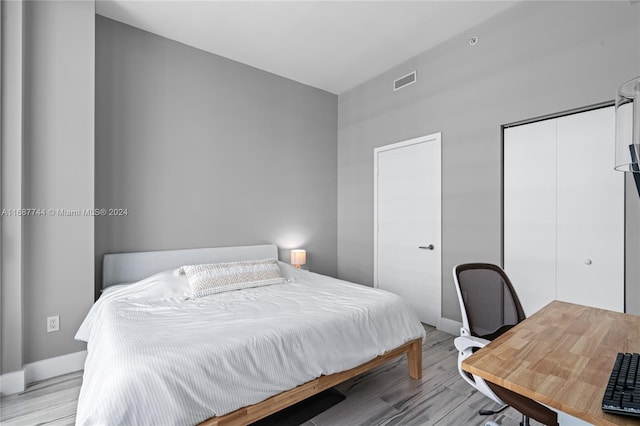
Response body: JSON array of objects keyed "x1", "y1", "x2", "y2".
[{"x1": 373, "y1": 132, "x2": 442, "y2": 322}]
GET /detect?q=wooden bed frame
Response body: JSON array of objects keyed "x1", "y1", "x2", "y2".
[
  {"x1": 199, "y1": 338, "x2": 423, "y2": 426},
  {"x1": 102, "y1": 244, "x2": 424, "y2": 426}
]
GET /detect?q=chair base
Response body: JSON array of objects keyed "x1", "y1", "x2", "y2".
[
  {"x1": 479, "y1": 404, "x2": 509, "y2": 416},
  {"x1": 481, "y1": 412, "x2": 529, "y2": 426}
]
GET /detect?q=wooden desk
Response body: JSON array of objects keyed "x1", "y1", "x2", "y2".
[{"x1": 461, "y1": 300, "x2": 640, "y2": 426}]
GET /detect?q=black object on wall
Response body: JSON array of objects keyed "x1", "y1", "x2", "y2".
[{"x1": 629, "y1": 145, "x2": 640, "y2": 198}]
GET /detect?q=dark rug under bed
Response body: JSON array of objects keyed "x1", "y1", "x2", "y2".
[{"x1": 249, "y1": 388, "x2": 346, "y2": 426}]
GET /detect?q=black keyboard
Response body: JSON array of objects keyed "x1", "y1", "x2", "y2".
[{"x1": 602, "y1": 353, "x2": 640, "y2": 417}]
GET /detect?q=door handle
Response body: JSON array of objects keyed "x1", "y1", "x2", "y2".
[{"x1": 419, "y1": 245, "x2": 435, "y2": 250}]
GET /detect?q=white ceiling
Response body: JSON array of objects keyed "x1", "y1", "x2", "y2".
[{"x1": 96, "y1": 1, "x2": 521, "y2": 95}]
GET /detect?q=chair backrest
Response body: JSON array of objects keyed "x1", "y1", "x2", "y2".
[{"x1": 453, "y1": 263, "x2": 526, "y2": 340}]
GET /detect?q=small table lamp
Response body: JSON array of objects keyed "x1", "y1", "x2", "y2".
[{"x1": 290, "y1": 249, "x2": 306, "y2": 269}]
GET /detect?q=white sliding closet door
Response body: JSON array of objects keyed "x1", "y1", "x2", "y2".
[
  {"x1": 504, "y1": 120, "x2": 557, "y2": 316},
  {"x1": 556, "y1": 107, "x2": 624, "y2": 312},
  {"x1": 504, "y1": 106, "x2": 624, "y2": 315}
]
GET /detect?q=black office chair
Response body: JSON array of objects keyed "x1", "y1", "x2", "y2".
[{"x1": 453, "y1": 263, "x2": 559, "y2": 426}]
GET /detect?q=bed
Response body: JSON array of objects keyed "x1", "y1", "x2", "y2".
[{"x1": 75, "y1": 244, "x2": 425, "y2": 426}]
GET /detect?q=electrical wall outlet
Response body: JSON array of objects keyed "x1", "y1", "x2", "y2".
[{"x1": 47, "y1": 315, "x2": 60, "y2": 333}]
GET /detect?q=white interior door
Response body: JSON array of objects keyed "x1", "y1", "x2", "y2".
[
  {"x1": 556, "y1": 107, "x2": 624, "y2": 312},
  {"x1": 374, "y1": 133, "x2": 441, "y2": 326}
]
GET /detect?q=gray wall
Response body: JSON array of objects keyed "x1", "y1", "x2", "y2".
[
  {"x1": 95, "y1": 16, "x2": 338, "y2": 292},
  {"x1": 337, "y1": 1, "x2": 640, "y2": 322},
  {"x1": 20, "y1": 1, "x2": 94, "y2": 365},
  {"x1": 1, "y1": 0, "x2": 26, "y2": 374},
  {"x1": 24, "y1": 1, "x2": 95, "y2": 363}
]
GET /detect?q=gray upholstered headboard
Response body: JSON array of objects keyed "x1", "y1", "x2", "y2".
[{"x1": 102, "y1": 244, "x2": 279, "y2": 288}]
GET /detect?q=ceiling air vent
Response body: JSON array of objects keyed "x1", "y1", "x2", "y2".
[{"x1": 394, "y1": 71, "x2": 417, "y2": 92}]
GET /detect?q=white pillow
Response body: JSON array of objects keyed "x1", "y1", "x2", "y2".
[{"x1": 176, "y1": 258, "x2": 285, "y2": 298}]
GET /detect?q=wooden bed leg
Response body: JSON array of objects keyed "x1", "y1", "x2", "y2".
[{"x1": 407, "y1": 338, "x2": 423, "y2": 379}]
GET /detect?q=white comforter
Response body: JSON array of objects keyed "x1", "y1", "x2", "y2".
[{"x1": 75, "y1": 264, "x2": 425, "y2": 426}]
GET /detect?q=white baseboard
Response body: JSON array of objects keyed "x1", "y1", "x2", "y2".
[
  {"x1": 0, "y1": 369, "x2": 26, "y2": 396},
  {"x1": 25, "y1": 350, "x2": 86, "y2": 384},
  {"x1": 437, "y1": 316, "x2": 462, "y2": 336},
  {"x1": 1, "y1": 350, "x2": 86, "y2": 395}
]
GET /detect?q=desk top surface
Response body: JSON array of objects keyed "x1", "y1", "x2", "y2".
[{"x1": 461, "y1": 300, "x2": 640, "y2": 426}]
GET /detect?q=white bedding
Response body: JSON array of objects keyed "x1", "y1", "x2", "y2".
[{"x1": 75, "y1": 263, "x2": 425, "y2": 426}]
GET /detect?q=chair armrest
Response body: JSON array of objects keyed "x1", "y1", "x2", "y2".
[
  {"x1": 454, "y1": 334, "x2": 506, "y2": 405},
  {"x1": 454, "y1": 335, "x2": 491, "y2": 352}
]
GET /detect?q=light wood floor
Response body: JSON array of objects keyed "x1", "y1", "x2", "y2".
[{"x1": 1, "y1": 326, "x2": 540, "y2": 426}]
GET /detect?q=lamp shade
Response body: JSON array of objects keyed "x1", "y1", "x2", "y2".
[
  {"x1": 615, "y1": 76, "x2": 640, "y2": 173},
  {"x1": 290, "y1": 249, "x2": 306, "y2": 266}
]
